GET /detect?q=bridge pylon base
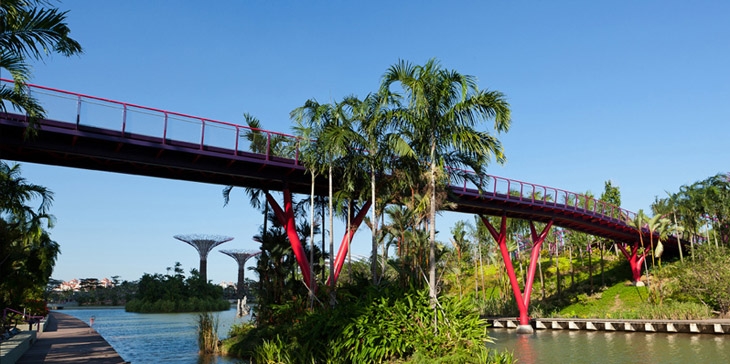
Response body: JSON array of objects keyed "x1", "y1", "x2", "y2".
[
  {"x1": 482, "y1": 214, "x2": 553, "y2": 333},
  {"x1": 516, "y1": 325, "x2": 534, "y2": 334}
]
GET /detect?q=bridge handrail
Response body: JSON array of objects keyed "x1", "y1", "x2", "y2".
[
  {"x1": 3, "y1": 307, "x2": 45, "y2": 321},
  {"x1": 1, "y1": 78, "x2": 302, "y2": 162},
  {"x1": 448, "y1": 167, "x2": 636, "y2": 224},
  {"x1": 5, "y1": 79, "x2": 643, "y2": 228}
]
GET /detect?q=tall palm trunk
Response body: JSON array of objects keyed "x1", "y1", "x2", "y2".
[
  {"x1": 587, "y1": 243, "x2": 594, "y2": 294},
  {"x1": 309, "y1": 173, "x2": 315, "y2": 306},
  {"x1": 328, "y1": 165, "x2": 335, "y2": 306},
  {"x1": 428, "y1": 140, "x2": 437, "y2": 306},
  {"x1": 321, "y1": 203, "x2": 326, "y2": 280},
  {"x1": 263, "y1": 202, "x2": 268, "y2": 245},
  {"x1": 600, "y1": 242, "x2": 605, "y2": 288},
  {"x1": 569, "y1": 245, "x2": 575, "y2": 289},
  {"x1": 672, "y1": 212, "x2": 683, "y2": 263},
  {"x1": 555, "y1": 241, "x2": 561, "y2": 298},
  {"x1": 371, "y1": 165, "x2": 379, "y2": 284},
  {"x1": 347, "y1": 200, "x2": 352, "y2": 282}
]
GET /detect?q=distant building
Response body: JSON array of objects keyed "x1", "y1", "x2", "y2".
[{"x1": 53, "y1": 278, "x2": 116, "y2": 292}]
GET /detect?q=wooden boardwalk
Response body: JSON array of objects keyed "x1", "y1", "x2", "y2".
[{"x1": 15, "y1": 312, "x2": 127, "y2": 364}]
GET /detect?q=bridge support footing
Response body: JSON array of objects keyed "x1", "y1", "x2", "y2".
[{"x1": 482, "y1": 214, "x2": 553, "y2": 335}]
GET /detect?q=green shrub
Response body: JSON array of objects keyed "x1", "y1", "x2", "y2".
[
  {"x1": 223, "y1": 286, "x2": 515, "y2": 363},
  {"x1": 675, "y1": 245, "x2": 730, "y2": 315},
  {"x1": 252, "y1": 335, "x2": 291, "y2": 364},
  {"x1": 196, "y1": 312, "x2": 220, "y2": 354}
]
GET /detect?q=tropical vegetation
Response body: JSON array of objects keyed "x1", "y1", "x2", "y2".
[
  {"x1": 0, "y1": 160, "x2": 59, "y2": 315},
  {"x1": 2, "y1": 2, "x2": 729, "y2": 358},
  {"x1": 46, "y1": 276, "x2": 138, "y2": 306},
  {"x1": 0, "y1": 0, "x2": 82, "y2": 133},
  {"x1": 220, "y1": 55, "x2": 730, "y2": 362},
  {"x1": 125, "y1": 262, "x2": 229, "y2": 313},
  {"x1": 221, "y1": 59, "x2": 516, "y2": 363},
  {"x1": 0, "y1": 0, "x2": 80, "y2": 317}
]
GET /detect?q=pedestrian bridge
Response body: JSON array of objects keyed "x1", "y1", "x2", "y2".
[
  {"x1": 0, "y1": 78, "x2": 661, "y2": 244},
  {"x1": 0, "y1": 79, "x2": 685, "y2": 331}
]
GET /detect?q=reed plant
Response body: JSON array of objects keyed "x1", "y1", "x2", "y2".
[
  {"x1": 252, "y1": 335, "x2": 291, "y2": 364},
  {"x1": 196, "y1": 312, "x2": 220, "y2": 354}
]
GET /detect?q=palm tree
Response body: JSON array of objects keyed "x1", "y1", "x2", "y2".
[
  {"x1": 291, "y1": 99, "x2": 354, "y2": 292},
  {"x1": 0, "y1": 160, "x2": 59, "y2": 309},
  {"x1": 342, "y1": 91, "x2": 400, "y2": 283},
  {"x1": 599, "y1": 180, "x2": 621, "y2": 285},
  {"x1": 694, "y1": 174, "x2": 730, "y2": 246},
  {"x1": 624, "y1": 210, "x2": 650, "y2": 286},
  {"x1": 644, "y1": 213, "x2": 670, "y2": 267},
  {"x1": 223, "y1": 113, "x2": 289, "y2": 265},
  {"x1": 676, "y1": 184, "x2": 702, "y2": 261},
  {"x1": 381, "y1": 58, "x2": 511, "y2": 306},
  {"x1": 469, "y1": 215, "x2": 501, "y2": 301},
  {"x1": 449, "y1": 220, "x2": 473, "y2": 299},
  {"x1": 1, "y1": 0, "x2": 82, "y2": 130},
  {"x1": 0, "y1": 160, "x2": 53, "y2": 223}
]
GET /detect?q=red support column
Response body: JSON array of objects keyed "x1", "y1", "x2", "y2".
[
  {"x1": 265, "y1": 189, "x2": 315, "y2": 292},
  {"x1": 616, "y1": 241, "x2": 646, "y2": 286},
  {"x1": 328, "y1": 200, "x2": 371, "y2": 286},
  {"x1": 482, "y1": 215, "x2": 527, "y2": 318},
  {"x1": 523, "y1": 221, "x2": 553, "y2": 308},
  {"x1": 481, "y1": 215, "x2": 552, "y2": 334}
]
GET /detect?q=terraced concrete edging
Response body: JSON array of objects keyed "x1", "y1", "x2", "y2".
[
  {"x1": 489, "y1": 317, "x2": 730, "y2": 334},
  {"x1": 0, "y1": 331, "x2": 37, "y2": 364}
]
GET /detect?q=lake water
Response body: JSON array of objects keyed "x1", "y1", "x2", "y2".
[
  {"x1": 488, "y1": 329, "x2": 730, "y2": 364},
  {"x1": 59, "y1": 307, "x2": 248, "y2": 364},
  {"x1": 58, "y1": 308, "x2": 730, "y2": 363}
]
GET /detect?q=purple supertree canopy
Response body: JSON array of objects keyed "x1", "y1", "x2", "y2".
[
  {"x1": 219, "y1": 250, "x2": 261, "y2": 267},
  {"x1": 174, "y1": 234, "x2": 234, "y2": 283},
  {"x1": 174, "y1": 234, "x2": 234, "y2": 260},
  {"x1": 220, "y1": 250, "x2": 260, "y2": 298}
]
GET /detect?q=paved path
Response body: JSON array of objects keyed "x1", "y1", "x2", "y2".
[{"x1": 16, "y1": 312, "x2": 127, "y2": 364}]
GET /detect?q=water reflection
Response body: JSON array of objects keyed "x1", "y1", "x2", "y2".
[
  {"x1": 488, "y1": 329, "x2": 730, "y2": 364},
  {"x1": 512, "y1": 335, "x2": 536, "y2": 364},
  {"x1": 60, "y1": 307, "x2": 248, "y2": 364},
  {"x1": 57, "y1": 308, "x2": 730, "y2": 363}
]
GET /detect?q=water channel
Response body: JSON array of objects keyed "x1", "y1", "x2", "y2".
[
  {"x1": 59, "y1": 308, "x2": 729, "y2": 363},
  {"x1": 60, "y1": 307, "x2": 247, "y2": 363},
  {"x1": 488, "y1": 329, "x2": 729, "y2": 364}
]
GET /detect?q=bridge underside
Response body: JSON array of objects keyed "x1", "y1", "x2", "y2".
[
  {"x1": 450, "y1": 190, "x2": 682, "y2": 255},
  {"x1": 1, "y1": 113, "x2": 684, "y2": 255},
  {"x1": 0, "y1": 114, "x2": 327, "y2": 196}
]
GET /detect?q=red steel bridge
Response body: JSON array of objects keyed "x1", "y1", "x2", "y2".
[{"x1": 0, "y1": 80, "x2": 682, "y2": 331}]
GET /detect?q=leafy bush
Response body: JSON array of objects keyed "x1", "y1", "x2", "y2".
[
  {"x1": 125, "y1": 262, "x2": 229, "y2": 313},
  {"x1": 252, "y1": 335, "x2": 291, "y2": 364},
  {"x1": 222, "y1": 285, "x2": 515, "y2": 363},
  {"x1": 675, "y1": 244, "x2": 730, "y2": 315}
]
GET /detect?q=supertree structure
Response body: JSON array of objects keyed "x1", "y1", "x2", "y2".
[
  {"x1": 173, "y1": 234, "x2": 234, "y2": 283},
  {"x1": 220, "y1": 249, "x2": 260, "y2": 317},
  {"x1": 219, "y1": 249, "x2": 261, "y2": 298}
]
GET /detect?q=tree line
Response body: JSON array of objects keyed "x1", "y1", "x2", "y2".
[
  {"x1": 1, "y1": 0, "x2": 81, "y2": 315},
  {"x1": 222, "y1": 58, "x2": 517, "y2": 362}
]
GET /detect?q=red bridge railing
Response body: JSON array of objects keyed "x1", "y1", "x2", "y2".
[
  {"x1": 1, "y1": 78, "x2": 302, "y2": 163},
  {"x1": 3, "y1": 78, "x2": 636, "y2": 225},
  {"x1": 449, "y1": 168, "x2": 635, "y2": 224}
]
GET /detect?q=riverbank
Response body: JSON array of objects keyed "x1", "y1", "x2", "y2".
[
  {"x1": 59, "y1": 307, "x2": 243, "y2": 363},
  {"x1": 14, "y1": 312, "x2": 127, "y2": 363}
]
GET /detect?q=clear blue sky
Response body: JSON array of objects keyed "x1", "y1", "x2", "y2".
[{"x1": 11, "y1": 1, "x2": 730, "y2": 284}]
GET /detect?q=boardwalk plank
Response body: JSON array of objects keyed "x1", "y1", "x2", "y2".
[{"x1": 16, "y1": 312, "x2": 127, "y2": 364}]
